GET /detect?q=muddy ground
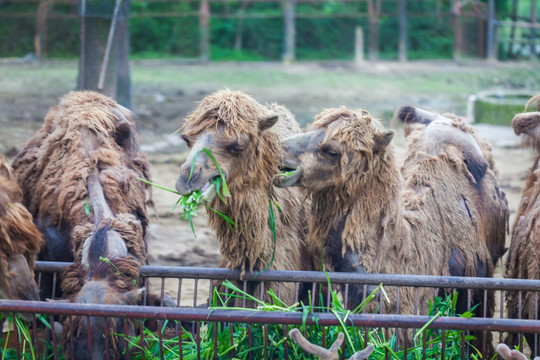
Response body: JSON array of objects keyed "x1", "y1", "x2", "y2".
[{"x1": 0, "y1": 59, "x2": 538, "y2": 305}]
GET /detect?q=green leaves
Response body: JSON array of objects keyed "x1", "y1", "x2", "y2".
[
  {"x1": 201, "y1": 147, "x2": 231, "y2": 197},
  {"x1": 138, "y1": 147, "x2": 235, "y2": 238},
  {"x1": 83, "y1": 198, "x2": 91, "y2": 216}
]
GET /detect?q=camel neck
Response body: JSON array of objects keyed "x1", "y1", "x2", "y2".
[{"x1": 309, "y1": 156, "x2": 404, "y2": 271}]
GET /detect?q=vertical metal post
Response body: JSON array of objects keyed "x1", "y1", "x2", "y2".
[
  {"x1": 354, "y1": 26, "x2": 364, "y2": 66},
  {"x1": 486, "y1": 0, "x2": 496, "y2": 61},
  {"x1": 283, "y1": 0, "x2": 295, "y2": 63},
  {"x1": 398, "y1": 0, "x2": 407, "y2": 62}
]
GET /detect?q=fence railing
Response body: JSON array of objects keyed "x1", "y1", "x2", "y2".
[{"x1": 1, "y1": 261, "x2": 539, "y2": 359}]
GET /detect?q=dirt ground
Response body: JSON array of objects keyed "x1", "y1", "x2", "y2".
[{"x1": 0, "y1": 60, "x2": 537, "y2": 306}]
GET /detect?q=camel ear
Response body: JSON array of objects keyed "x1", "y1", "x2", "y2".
[
  {"x1": 373, "y1": 130, "x2": 394, "y2": 154},
  {"x1": 258, "y1": 115, "x2": 279, "y2": 132},
  {"x1": 0, "y1": 160, "x2": 12, "y2": 180}
]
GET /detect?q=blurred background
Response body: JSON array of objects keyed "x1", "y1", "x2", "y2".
[{"x1": 0, "y1": 0, "x2": 539, "y2": 292}]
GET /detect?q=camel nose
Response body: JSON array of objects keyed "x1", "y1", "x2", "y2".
[{"x1": 179, "y1": 161, "x2": 203, "y2": 183}]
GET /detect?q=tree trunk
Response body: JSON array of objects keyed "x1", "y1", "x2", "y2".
[
  {"x1": 486, "y1": 0, "x2": 496, "y2": 60},
  {"x1": 77, "y1": 0, "x2": 133, "y2": 109},
  {"x1": 34, "y1": 0, "x2": 54, "y2": 60},
  {"x1": 531, "y1": 0, "x2": 538, "y2": 60},
  {"x1": 234, "y1": 1, "x2": 249, "y2": 51},
  {"x1": 199, "y1": 0, "x2": 210, "y2": 61},
  {"x1": 398, "y1": 0, "x2": 407, "y2": 62},
  {"x1": 282, "y1": 0, "x2": 295, "y2": 63},
  {"x1": 368, "y1": 0, "x2": 380, "y2": 61},
  {"x1": 452, "y1": 0, "x2": 462, "y2": 62},
  {"x1": 508, "y1": 0, "x2": 519, "y2": 58}
]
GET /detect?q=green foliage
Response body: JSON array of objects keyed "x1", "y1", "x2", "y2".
[
  {"x1": 2, "y1": 0, "x2": 536, "y2": 61},
  {"x1": 0, "y1": 284, "x2": 483, "y2": 360}
]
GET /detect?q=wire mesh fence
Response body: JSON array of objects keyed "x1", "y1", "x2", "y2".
[{"x1": 1, "y1": 261, "x2": 540, "y2": 359}]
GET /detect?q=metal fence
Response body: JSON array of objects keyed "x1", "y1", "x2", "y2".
[{"x1": 1, "y1": 261, "x2": 540, "y2": 359}]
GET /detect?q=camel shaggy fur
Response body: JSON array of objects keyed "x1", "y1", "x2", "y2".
[
  {"x1": 175, "y1": 89, "x2": 315, "y2": 305},
  {"x1": 12, "y1": 90, "x2": 152, "y2": 359},
  {"x1": 0, "y1": 155, "x2": 43, "y2": 303},
  {"x1": 276, "y1": 106, "x2": 508, "y2": 351},
  {"x1": 505, "y1": 94, "x2": 540, "y2": 354}
]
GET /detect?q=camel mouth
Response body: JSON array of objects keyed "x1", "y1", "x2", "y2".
[
  {"x1": 200, "y1": 177, "x2": 218, "y2": 204},
  {"x1": 274, "y1": 166, "x2": 303, "y2": 187}
]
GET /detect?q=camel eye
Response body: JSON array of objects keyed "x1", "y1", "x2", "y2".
[
  {"x1": 321, "y1": 146, "x2": 340, "y2": 159},
  {"x1": 227, "y1": 143, "x2": 244, "y2": 155}
]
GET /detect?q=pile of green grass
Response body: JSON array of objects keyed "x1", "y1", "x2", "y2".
[{"x1": 1, "y1": 281, "x2": 486, "y2": 360}]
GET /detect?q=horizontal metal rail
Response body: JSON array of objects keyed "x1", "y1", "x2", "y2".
[
  {"x1": 35, "y1": 261, "x2": 540, "y2": 291},
  {"x1": 1, "y1": 300, "x2": 540, "y2": 333}
]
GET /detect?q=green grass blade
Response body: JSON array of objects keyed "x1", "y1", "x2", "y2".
[
  {"x1": 188, "y1": 149, "x2": 201, "y2": 182},
  {"x1": 138, "y1": 177, "x2": 180, "y2": 194},
  {"x1": 255, "y1": 200, "x2": 277, "y2": 277},
  {"x1": 214, "y1": 177, "x2": 226, "y2": 204},
  {"x1": 202, "y1": 148, "x2": 231, "y2": 197},
  {"x1": 206, "y1": 206, "x2": 236, "y2": 229}
]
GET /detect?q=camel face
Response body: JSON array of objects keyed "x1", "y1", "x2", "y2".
[
  {"x1": 176, "y1": 115, "x2": 278, "y2": 201},
  {"x1": 512, "y1": 94, "x2": 540, "y2": 141},
  {"x1": 276, "y1": 127, "x2": 346, "y2": 190},
  {"x1": 67, "y1": 280, "x2": 143, "y2": 359},
  {"x1": 276, "y1": 108, "x2": 393, "y2": 193},
  {"x1": 512, "y1": 111, "x2": 540, "y2": 153}
]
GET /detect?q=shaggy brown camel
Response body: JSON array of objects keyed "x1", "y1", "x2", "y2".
[
  {"x1": 505, "y1": 94, "x2": 540, "y2": 355},
  {"x1": 175, "y1": 89, "x2": 315, "y2": 305},
  {"x1": 12, "y1": 91, "x2": 154, "y2": 359},
  {"x1": 275, "y1": 106, "x2": 508, "y2": 353},
  {"x1": 0, "y1": 155, "x2": 43, "y2": 304}
]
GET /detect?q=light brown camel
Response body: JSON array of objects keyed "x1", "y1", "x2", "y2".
[
  {"x1": 175, "y1": 89, "x2": 316, "y2": 305},
  {"x1": 505, "y1": 94, "x2": 540, "y2": 355},
  {"x1": 12, "y1": 91, "x2": 154, "y2": 359},
  {"x1": 275, "y1": 106, "x2": 508, "y2": 353},
  {"x1": 0, "y1": 155, "x2": 43, "y2": 303}
]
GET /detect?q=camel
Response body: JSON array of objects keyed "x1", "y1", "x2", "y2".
[
  {"x1": 505, "y1": 94, "x2": 540, "y2": 354},
  {"x1": 12, "y1": 91, "x2": 153, "y2": 359},
  {"x1": 275, "y1": 106, "x2": 508, "y2": 353},
  {"x1": 0, "y1": 155, "x2": 43, "y2": 303},
  {"x1": 175, "y1": 89, "x2": 316, "y2": 305}
]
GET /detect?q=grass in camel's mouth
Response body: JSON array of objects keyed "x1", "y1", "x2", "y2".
[
  {"x1": 138, "y1": 148, "x2": 234, "y2": 237},
  {"x1": 276, "y1": 166, "x2": 297, "y2": 177}
]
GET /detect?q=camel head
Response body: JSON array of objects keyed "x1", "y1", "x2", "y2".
[
  {"x1": 61, "y1": 253, "x2": 144, "y2": 360},
  {"x1": 175, "y1": 89, "x2": 281, "y2": 202},
  {"x1": 512, "y1": 95, "x2": 540, "y2": 151},
  {"x1": 0, "y1": 157, "x2": 42, "y2": 305},
  {"x1": 275, "y1": 107, "x2": 394, "y2": 193},
  {"x1": 395, "y1": 105, "x2": 488, "y2": 184}
]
